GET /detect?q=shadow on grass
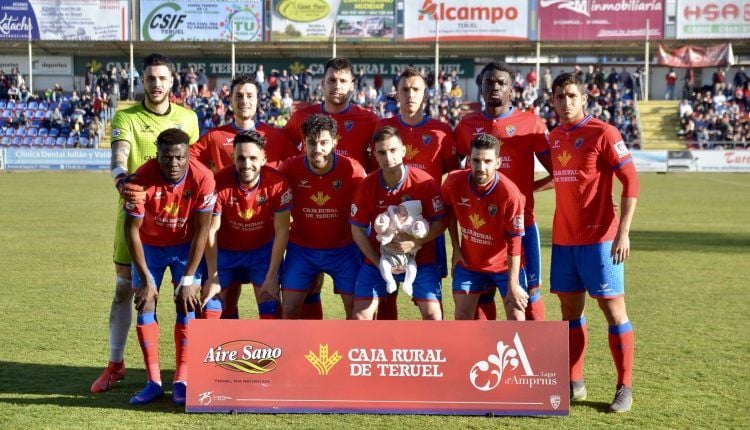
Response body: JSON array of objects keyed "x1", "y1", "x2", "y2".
[
  {"x1": 631, "y1": 230, "x2": 750, "y2": 253},
  {"x1": 0, "y1": 361, "x2": 183, "y2": 412},
  {"x1": 572, "y1": 400, "x2": 612, "y2": 413}
]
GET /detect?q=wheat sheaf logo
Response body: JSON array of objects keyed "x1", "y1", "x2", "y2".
[
  {"x1": 305, "y1": 344, "x2": 342, "y2": 376},
  {"x1": 237, "y1": 207, "x2": 254, "y2": 220},
  {"x1": 310, "y1": 191, "x2": 331, "y2": 206},
  {"x1": 557, "y1": 150, "x2": 572, "y2": 166},
  {"x1": 163, "y1": 202, "x2": 180, "y2": 216},
  {"x1": 203, "y1": 340, "x2": 282, "y2": 374},
  {"x1": 469, "y1": 213, "x2": 486, "y2": 230},
  {"x1": 405, "y1": 144, "x2": 420, "y2": 161}
]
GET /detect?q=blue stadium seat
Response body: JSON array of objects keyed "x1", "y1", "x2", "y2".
[
  {"x1": 27, "y1": 127, "x2": 38, "y2": 136},
  {"x1": 79, "y1": 136, "x2": 90, "y2": 148},
  {"x1": 22, "y1": 136, "x2": 33, "y2": 146},
  {"x1": 44, "y1": 136, "x2": 56, "y2": 147},
  {"x1": 1, "y1": 136, "x2": 10, "y2": 146},
  {"x1": 28, "y1": 101, "x2": 38, "y2": 109},
  {"x1": 1, "y1": 109, "x2": 11, "y2": 119},
  {"x1": 49, "y1": 128, "x2": 60, "y2": 137},
  {"x1": 38, "y1": 128, "x2": 49, "y2": 137},
  {"x1": 67, "y1": 136, "x2": 77, "y2": 147},
  {"x1": 55, "y1": 136, "x2": 67, "y2": 147},
  {"x1": 47, "y1": 101, "x2": 57, "y2": 110},
  {"x1": 4, "y1": 128, "x2": 13, "y2": 136},
  {"x1": 7, "y1": 101, "x2": 15, "y2": 109},
  {"x1": 15, "y1": 127, "x2": 27, "y2": 136},
  {"x1": 39, "y1": 101, "x2": 48, "y2": 110},
  {"x1": 0, "y1": 101, "x2": 5, "y2": 109},
  {"x1": 11, "y1": 136, "x2": 22, "y2": 146},
  {"x1": 18, "y1": 101, "x2": 27, "y2": 109},
  {"x1": 34, "y1": 110, "x2": 45, "y2": 119}
]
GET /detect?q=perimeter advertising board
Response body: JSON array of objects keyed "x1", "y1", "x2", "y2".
[
  {"x1": 402, "y1": 0, "x2": 528, "y2": 41},
  {"x1": 186, "y1": 320, "x2": 569, "y2": 416},
  {"x1": 139, "y1": 0, "x2": 263, "y2": 42},
  {"x1": 675, "y1": 0, "x2": 750, "y2": 39},
  {"x1": 538, "y1": 0, "x2": 663, "y2": 40},
  {"x1": 0, "y1": 0, "x2": 130, "y2": 41},
  {"x1": 3, "y1": 148, "x2": 109, "y2": 170},
  {"x1": 0, "y1": 55, "x2": 72, "y2": 76},
  {"x1": 270, "y1": 0, "x2": 395, "y2": 42}
]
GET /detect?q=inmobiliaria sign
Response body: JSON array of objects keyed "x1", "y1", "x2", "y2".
[
  {"x1": 538, "y1": 0, "x2": 664, "y2": 40},
  {"x1": 186, "y1": 320, "x2": 569, "y2": 415},
  {"x1": 402, "y1": 0, "x2": 528, "y2": 41}
]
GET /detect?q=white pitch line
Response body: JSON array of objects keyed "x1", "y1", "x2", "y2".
[{"x1": 234, "y1": 398, "x2": 544, "y2": 405}]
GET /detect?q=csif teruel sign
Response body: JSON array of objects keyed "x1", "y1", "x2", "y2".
[{"x1": 186, "y1": 320, "x2": 569, "y2": 416}]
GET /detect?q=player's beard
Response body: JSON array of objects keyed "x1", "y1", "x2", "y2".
[
  {"x1": 238, "y1": 167, "x2": 260, "y2": 187},
  {"x1": 309, "y1": 153, "x2": 333, "y2": 173},
  {"x1": 145, "y1": 88, "x2": 170, "y2": 107}
]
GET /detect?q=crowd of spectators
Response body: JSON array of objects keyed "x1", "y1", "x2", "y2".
[
  {"x1": 1, "y1": 62, "x2": 647, "y2": 149},
  {"x1": 677, "y1": 66, "x2": 750, "y2": 149}
]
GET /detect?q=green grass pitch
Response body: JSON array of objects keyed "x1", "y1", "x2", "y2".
[{"x1": 0, "y1": 171, "x2": 748, "y2": 429}]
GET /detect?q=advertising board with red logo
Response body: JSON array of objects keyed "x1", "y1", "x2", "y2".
[
  {"x1": 538, "y1": 0, "x2": 663, "y2": 40},
  {"x1": 402, "y1": 0, "x2": 528, "y2": 41},
  {"x1": 675, "y1": 0, "x2": 750, "y2": 39},
  {"x1": 186, "y1": 320, "x2": 569, "y2": 416}
]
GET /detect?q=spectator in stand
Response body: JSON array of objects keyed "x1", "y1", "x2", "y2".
[
  {"x1": 255, "y1": 64, "x2": 265, "y2": 94},
  {"x1": 7, "y1": 83, "x2": 18, "y2": 100},
  {"x1": 683, "y1": 68, "x2": 696, "y2": 100},
  {"x1": 449, "y1": 83, "x2": 463, "y2": 102},
  {"x1": 18, "y1": 83, "x2": 30, "y2": 103},
  {"x1": 279, "y1": 69, "x2": 290, "y2": 96},
  {"x1": 619, "y1": 67, "x2": 633, "y2": 95},
  {"x1": 526, "y1": 68, "x2": 537, "y2": 90},
  {"x1": 712, "y1": 67, "x2": 725, "y2": 87},
  {"x1": 186, "y1": 66, "x2": 198, "y2": 96},
  {"x1": 542, "y1": 67, "x2": 553, "y2": 94},
  {"x1": 678, "y1": 98, "x2": 693, "y2": 119},
  {"x1": 584, "y1": 65, "x2": 596, "y2": 87},
  {"x1": 298, "y1": 68, "x2": 311, "y2": 102},
  {"x1": 733, "y1": 66, "x2": 748, "y2": 89},
  {"x1": 197, "y1": 68, "x2": 208, "y2": 92}
]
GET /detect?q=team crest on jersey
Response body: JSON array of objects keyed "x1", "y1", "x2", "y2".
[
  {"x1": 557, "y1": 150, "x2": 572, "y2": 166},
  {"x1": 112, "y1": 128, "x2": 122, "y2": 138},
  {"x1": 575, "y1": 137, "x2": 584, "y2": 149},
  {"x1": 432, "y1": 196, "x2": 444, "y2": 212},
  {"x1": 332, "y1": 179, "x2": 342, "y2": 191},
  {"x1": 344, "y1": 121, "x2": 353, "y2": 132},
  {"x1": 505, "y1": 125, "x2": 515, "y2": 137},
  {"x1": 182, "y1": 190, "x2": 193, "y2": 200},
  {"x1": 512, "y1": 214, "x2": 524, "y2": 230},
  {"x1": 421, "y1": 135, "x2": 432, "y2": 145},
  {"x1": 256, "y1": 194, "x2": 266, "y2": 205},
  {"x1": 614, "y1": 140, "x2": 630, "y2": 158},
  {"x1": 469, "y1": 213, "x2": 486, "y2": 230},
  {"x1": 488, "y1": 204, "x2": 498, "y2": 217}
]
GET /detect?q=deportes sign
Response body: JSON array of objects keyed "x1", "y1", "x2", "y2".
[
  {"x1": 0, "y1": 0, "x2": 129, "y2": 41},
  {"x1": 538, "y1": 0, "x2": 663, "y2": 40},
  {"x1": 402, "y1": 0, "x2": 528, "y2": 41},
  {"x1": 140, "y1": 0, "x2": 263, "y2": 42},
  {"x1": 675, "y1": 0, "x2": 750, "y2": 39},
  {"x1": 3, "y1": 148, "x2": 109, "y2": 170},
  {"x1": 0, "y1": 55, "x2": 72, "y2": 76},
  {"x1": 187, "y1": 320, "x2": 569, "y2": 415}
]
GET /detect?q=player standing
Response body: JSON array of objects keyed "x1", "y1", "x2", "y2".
[
  {"x1": 284, "y1": 57, "x2": 378, "y2": 318},
  {"x1": 189, "y1": 74, "x2": 298, "y2": 319},
  {"x1": 548, "y1": 72, "x2": 639, "y2": 413},
  {"x1": 91, "y1": 53, "x2": 199, "y2": 394},
  {"x1": 455, "y1": 61, "x2": 552, "y2": 321},
  {"x1": 124, "y1": 129, "x2": 215, "y2": 405},
  {"x1": 376, "y1": 66, "x2": 459, "y2": 318},
  {"x1": 203, "y1": 130, "x2": 291, "y2": 321},
  {"x1": 350, "y1": 126, "x2": 446, "y2": 320},
  {"x1": 279, "y1": 114, "x2": 366, "y2": 319},
  {"x1": 442, "y1": 134, "x2": 528, "y2": 320}
]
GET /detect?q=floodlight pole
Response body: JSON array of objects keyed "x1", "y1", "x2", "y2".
[
  {"x1": 231, "y1": 16, "x2": 236, "y2": 79},
  {"x1": 129, "y1": 0, "x2": 135, "y2": 101},
  {"x1": 332, "y1": 15, "x2": 337, "y2": 58},
  {"x1": 433, "y1": 18, "x2": 439, "y2": 118},
  {"x1": 644, "y1": 19, "x2": 650, "y2": 101},
  {"x1": 535, "y1": 18, "x2": 541, "y2": 93},
  {"x1": 28, "y1": 23, "x2": 33, "y2": 94}
]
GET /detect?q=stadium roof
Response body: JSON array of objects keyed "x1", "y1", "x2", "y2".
[{"x1": 2, "y1": 39, "x2": 749, "y2": 61}]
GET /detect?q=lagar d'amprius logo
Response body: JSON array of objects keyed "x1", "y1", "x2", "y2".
[
  {"x1": 469, "y1": 333, "x2": 558, "y2": 395},
  {"x1": 203, "y1": 340, "x2": 282, "y2": 374}
]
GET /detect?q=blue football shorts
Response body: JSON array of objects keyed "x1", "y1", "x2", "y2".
[
  {"x1": 354, "y1": 262, "x2": 442, "y2": 302},
  {"x1": 550, "y1": 240, "x2": 625, "y2": 298},
  {"x1": 281, "y1": 242, "x2": 361, "y2": 295}
]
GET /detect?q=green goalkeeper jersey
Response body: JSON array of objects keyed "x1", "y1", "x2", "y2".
[{"x1": 110, "y1": 101, "x2": 199, "y2": 172}]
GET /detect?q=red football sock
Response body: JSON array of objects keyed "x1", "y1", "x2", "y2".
[
  {"x1": 525, "y1": 293, "x2": 546, "y2": 321},
  {"x1": 173, "y1": 318, "x2": 191, "y2": 383},
  {"x1": 609, "y1": 322, "x2": 635, "y2": 387},
  {"x1": 569, "y1": 317, "x2": 588, "y2": 381},
  {"x1": 202, "y1": 309, "x2": 222, "y2": 319},
  {"x1": 474, "y1": 301, "x2": 497, "y2": 320},
  {"x1": 220, "y1": 282, "x2": 241, "y2": 319},
  {"x1": 299, "y1": 301, "x2": 323, "y2": 320},
  {"x1": 376, "y1": 293, "x2": 398, "y2": 320},
  {"x1": 136, "y1": 321, "x2": 161, "y2": 383}
]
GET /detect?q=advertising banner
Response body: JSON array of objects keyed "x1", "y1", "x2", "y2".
[
  {"x1": 75, "y1": 57, "x2": 475, "y2": 79},
  {"x1": 0, "y1": 55, "x2": 72, "y2": 76},
  {"x1": 691, "y1": 150, "x2": 750, "y2": 172},
  {"x1": 0, "y1": 149, "x2": 5, "y2": 170},
  {"x1": 140, "y1": 0, "x2": 263, "y2": 42},
  {"x1": 630, "y1": 150, "x2": 667, "y2": 173},
  {"x1": 186, "y1": 320, "x2": 569, "y2": 416},
  {"x1": 657, "y1": 43, "x2": 734, "y2": 68},
  {"x1": 3, "y1": 148, "x2": 110, "y2": 170},
  {"x1": 538, "y1": 0, "x2": 663, "y2": 40},
  {"x1": 271, "y1": 0, "x2": 395, "y2": 42},
  {"x1": 675, "y1": 0, "x2": 750, "y2": 39},
  {"x1": 402, "y1": 0, "x2": 528, "y2": 41},
  {"x1": 0, "y1": 0, "x2": 129, "y2": 41}
]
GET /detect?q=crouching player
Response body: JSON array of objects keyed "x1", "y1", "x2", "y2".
[
  {"x1": 203, "y1": 130, "x2": 291, "y2": 320},
  {"x1": 442, "y1": 134, "x2": 528, "y2": 320},
  {"x1": 124, "y1": 129, "x2": 215, "y2": 405}
]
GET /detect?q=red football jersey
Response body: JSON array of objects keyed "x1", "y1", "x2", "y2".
[
  {"x1": 126, "y1": 158, "x2": 216, "y2": 247},
  {"x1": 350, "y1": 166, "x2": 446, "y2": 266},
  {"x1": 377, "y1": 115, "x2": 458, "y2": 183},
  {"x1": 455, "y1": 108, "x2": 549, "y2": 225},
  {"x1": 548, "y1": 115, "x2": 639, "y2": 245},
  {"x1": 213, "y1": 165, "x2": 292, "y2": 251},
  {"x1": 279, "y1": 154, "x2": 366, "y2": 249},
  {"x1": 189, "y1": 122, "x2": 299, "y2": 171},
  {"x1": 442, "y1": 170, "x2": 525, "y2": 273},
  {"x1": 284, "y1": 103, "x2": 378, "y2": 169}
]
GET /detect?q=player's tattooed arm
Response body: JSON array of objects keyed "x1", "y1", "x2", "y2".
[{"x1": 110, "y1": 139, "x2": 131, "y2": 171}]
